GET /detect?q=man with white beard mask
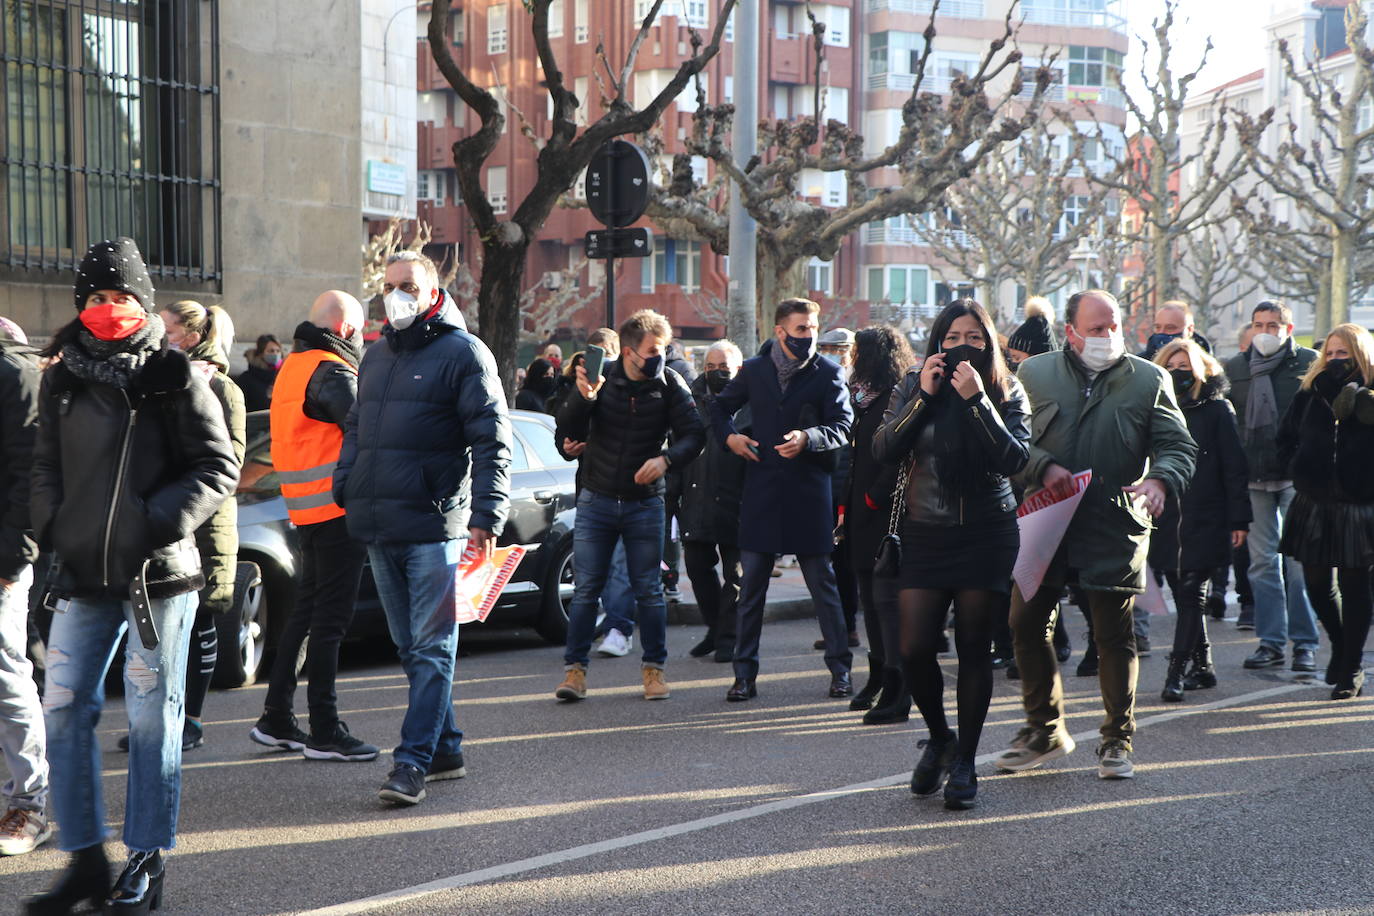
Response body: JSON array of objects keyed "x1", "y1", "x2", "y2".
[
  {"x1": 334, "y1": 251, "x2": 512, "y2": 807},
  {"x1": 1224, "y1": 301, "x2": 1321, "y2": 675},
  {"x1": 994, "y1": 289, "x2": 1196, "y2": 781}
]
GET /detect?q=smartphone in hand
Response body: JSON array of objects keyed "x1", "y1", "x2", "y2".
[{"x1": 584, "y1": 344, "x2": 606, "y2": 382}]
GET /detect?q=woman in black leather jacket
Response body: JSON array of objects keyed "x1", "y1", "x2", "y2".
[
  {"x1": 1278, "y1": 323, "x2": 1374, "y2": 699},
  {"x1": 873, "y1": 299, "x2": 1030, "y2": 810},
  {"x1": 25, "y1": 239, "x2": 238, "y2": 915}
]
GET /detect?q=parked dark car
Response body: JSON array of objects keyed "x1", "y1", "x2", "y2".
[{"x1": 215, "y1": 408, "x2": 578, "y2": 687}]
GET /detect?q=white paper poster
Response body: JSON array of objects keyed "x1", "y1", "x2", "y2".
[{"x1": 1013, "y1": 470, "x2": 1093, "y2": 598}]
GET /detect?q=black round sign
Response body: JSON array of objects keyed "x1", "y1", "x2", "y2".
[{"x1": 585, "y1": 139, "x2": 652, "y2": 228}]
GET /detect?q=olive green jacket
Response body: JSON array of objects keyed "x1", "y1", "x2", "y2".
[{"x1": 1015, "y1": 348, "x2": 1197, "y2": 594}]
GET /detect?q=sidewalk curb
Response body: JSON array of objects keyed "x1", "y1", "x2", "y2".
[{"x1": 667, "y1": 597, "x2": 814, "y2": 626}]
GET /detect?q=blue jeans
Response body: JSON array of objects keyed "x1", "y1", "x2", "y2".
[
  {"x1": 0, "y1": 567, "x2": 45, "y2": 812},
  {"x1": 597, "y1": 539, "x2": 636, "y2": 638},
  {"x1": 368, "y1": 540, "x2": 464, "y2": 773},
  {"x1": 1249, "y1": 487, "x2": 1319, "y2": 651},
  {"x1": 43, "y1": 591, "x2": 197, "y2": 852},
  {"x1": 565, "y1": 490, "x2": 666, "y2": 668}
]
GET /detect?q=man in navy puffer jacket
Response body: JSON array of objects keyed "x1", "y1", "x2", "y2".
[{"x1": 334, "y1": 251, "x2": 511, "y2": 807}]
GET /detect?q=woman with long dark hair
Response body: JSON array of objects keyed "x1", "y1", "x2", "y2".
[
  {"x1": 515, "y1": 357, "x2": 557, "y2": 412},
  {"x1": 1278, "y1": 323, "x2": 1374, "y2": 699},
  {"x1": 843, "y1": 327, "x2": 916, "y2": 724},
  {"x1": 873, "y1": 299, "x2": 1029, "y2": 809},
  {"x1": 233, "y1": 333, "x2": 281, "y2": 412},
  {"x1": 25, "y1": 239, "x2": 238, "y2": 913},
  {"x1": 1150, "y1": 339, "x2": 1250, "y2": 702}
]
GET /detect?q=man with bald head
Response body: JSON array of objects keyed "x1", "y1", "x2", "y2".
[
  {"x1": 250, "y1": 289, "x2": 380, "y2": 762},
  {"x1": 997, "y1": 289, "x2": 1196, "y2": 781},
  {"x1": 1141, "y1": 299, "x2": 1212, "y2": 359}
]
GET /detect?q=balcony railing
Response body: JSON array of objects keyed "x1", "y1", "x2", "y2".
[
  {"x1": 864, "y1": 224, "x2": 971, "y2": 249},
  {"x1": 867, "y1": 72, "x2": 954, "y2": 93},
  {"x1": 1020, "y1": 5, "x2": 1127, "y2": 31},
  {"x1": 867, "y1": 0, "x2": 985, "y2": 18}
]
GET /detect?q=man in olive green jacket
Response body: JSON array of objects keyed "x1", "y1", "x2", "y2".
[{"x1": 995, "y1": 290, "x2": 1197, "y2": 781}]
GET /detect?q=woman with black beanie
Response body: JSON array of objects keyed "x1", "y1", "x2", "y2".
[
  {"x1": 25, "y1": 238, "x2": 238, "y2": 915},
  {"x1": 1278, "y1": 323, "x2": 1374, "y2": 699},
  {"x1": 842, "y1": 327, "x2": 916, "y2": 724},
  {"x1": 873, "y1": 299, "x2": 1029, "y2": 810}
]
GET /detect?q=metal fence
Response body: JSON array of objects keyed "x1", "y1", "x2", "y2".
[{"x1": 0, "y1": 0, "x2": 221, "y2": 286}]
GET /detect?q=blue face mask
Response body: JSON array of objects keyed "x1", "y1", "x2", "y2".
[
  {"x1": 1146, "y1": 332, "x2": 1181, "y2": 353},
  {"x1": 783, "y1": 333, "x2": 816, "y2": 361},
  {"x1": 631, "y1": 351, "x2": 663, "y2": 379}
]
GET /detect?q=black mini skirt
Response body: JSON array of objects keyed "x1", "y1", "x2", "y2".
[
  {"x1": 1280, "y1": 491, "x2": 1374, "y2": 568},
  {"x1": 898, "y1": 514, "x2": 1020, "y2": 593}
]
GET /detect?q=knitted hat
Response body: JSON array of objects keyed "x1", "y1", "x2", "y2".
[
  {"x1": 74, "y1": 238, "x2": 155, "y2": 311},
  {"x1": 1007, "y1": 313, "x2": 1056, "y2": 356}
]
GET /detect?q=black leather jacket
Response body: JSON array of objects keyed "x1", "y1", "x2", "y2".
[
  {"x1": 32, "y1": 350, "x2": 240, "y2": 599},
  {"x1": 872, "y1": 370, "x2": 1030, "y2": 526}
]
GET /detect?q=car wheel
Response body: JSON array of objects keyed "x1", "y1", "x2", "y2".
[
  {"x1": 534, "y1": 537, "x2": 575, "y2": 645},
  {"x1": 212, "y1": 561, "x2": 266, "y2": 689}
]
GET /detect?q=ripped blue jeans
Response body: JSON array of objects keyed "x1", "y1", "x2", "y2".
[{"x1": 43, "y1": 591, "x2": 196, "y2": 852}]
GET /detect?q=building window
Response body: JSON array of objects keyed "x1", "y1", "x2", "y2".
[
  {"x1": 641, "y1": 238, "x2": 701, "y2": 292},
  {"x1": 679, "y1": 0, "x2": 708, "y2": 29},
  {"x1": 418, "y1": 91, "x2": 445, "y2": 124},
  {"x1": 1067, "y1": 46, "x2": 1124, "y2": 88},
  {"x1": 724, "y1": 8, "x2": 734, "y2": 41},
  {"x1": 547, "y1": 0, "x2": 565, "y2": 37},
  {"x1": 806, "y1": 257, "x2": 833, "y2": 296},
  {"x1": 812, "y1": 4, "x2": 849, "y2": 47},
  {"x1": 867, "y1": 265, "x2": 929, "y2": 304},
  {"x1": 634, "y1": 0, "x2": 660, "y2": 26},
  {"x1": 724, "y1": 75, "x2": 734, "y2": 103},
  {"x1": 575, "y1": 0, "x2": 589, "y2": 42},
  {"x1": 417, "y1": 170, "x2": 448, "y2": 204},
  {"x1": 487, "y1": 166, "x2": 508, "y2": 214},
  {"x1": 487, "y1": 3, "x2": 508, "y2": 54},
  {"x1": 1, "y1": 0, "x2": 221, "y2": 280}
]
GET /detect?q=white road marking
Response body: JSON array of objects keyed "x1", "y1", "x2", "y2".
[{"x1": 301, "y1": 681, "x2": 1317, "y2": 915}]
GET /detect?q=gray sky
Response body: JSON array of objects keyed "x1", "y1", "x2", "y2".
[{"x1": 1122, "y1": 0, "x2": 1275, "y2": 97}]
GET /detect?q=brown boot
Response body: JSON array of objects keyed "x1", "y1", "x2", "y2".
[
  {"x1": 642, "y1": 666, "x2": 670, "y2": 700},
  {"x1": 556, "y1": 665, "x2": 587, "y2": 701}
]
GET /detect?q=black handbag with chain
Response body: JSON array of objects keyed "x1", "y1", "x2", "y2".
[{"x1": 873, "y1": 457, "x2": 912, "y2": 578}]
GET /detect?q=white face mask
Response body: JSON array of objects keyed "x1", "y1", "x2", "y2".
[
  {"x1": 384, "y1": 289, "x2": 423, "y2": 330},
  {"x1": 1252, "y1": 332, "x2": 1283, "y2": 358},
  {"x1": 1077, "y1": 331, "x2": 1125, "y2": 372}
]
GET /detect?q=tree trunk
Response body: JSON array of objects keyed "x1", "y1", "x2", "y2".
[
  {"x1": 478, "y1": 239, "x2": 527, "y2": 400},
  {"x1": 1326, "y1": 224, "x2": 1355, "y2": 336},
  {"x1": 1151, "y1": 223, "x2": 1173, "y2": 307}
]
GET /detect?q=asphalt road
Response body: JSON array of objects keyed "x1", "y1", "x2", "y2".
[{"x1": 4, "y1": 609, "x2": 1374, "y2": 915}]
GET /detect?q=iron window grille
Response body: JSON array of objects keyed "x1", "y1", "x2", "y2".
[{"x1": 1, "y1": 0, "x2": 221, "y2": 286}]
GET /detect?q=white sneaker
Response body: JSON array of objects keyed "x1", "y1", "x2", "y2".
[
  {"x1": 596, "y1": 628, "x2": 632, "y2": 657},
  {"x1": 0, "y1": 807, "x2": 53, "y2": 856}
]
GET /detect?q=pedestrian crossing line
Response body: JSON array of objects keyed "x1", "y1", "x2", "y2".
[{"x1": 299, "y1": 681, "x2": 1316, "y2": 916}]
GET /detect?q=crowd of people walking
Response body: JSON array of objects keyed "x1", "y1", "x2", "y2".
[{"x1": 0, "y1": 237, "x2": 1370, "y2": 911}]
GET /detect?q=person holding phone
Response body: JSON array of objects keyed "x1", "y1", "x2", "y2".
[{"x1": 872, "y1": 300, "x2": 1029, "y2": 809}]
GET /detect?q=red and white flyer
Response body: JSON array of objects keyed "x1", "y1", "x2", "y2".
[
  {"x1": 1013, "y1": 470, "x2": 1092, "y2": 598},
  {"x1": 455, "y1": 545, "x2": 527, "y2": 624}
]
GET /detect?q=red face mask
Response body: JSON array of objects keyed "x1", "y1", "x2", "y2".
[{"x1": 79, "y1": 302, "x2": 147, "y2": 341}]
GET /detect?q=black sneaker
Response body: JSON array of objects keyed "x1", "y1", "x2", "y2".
[
  {"x1": 1205, "y1": 593, "x2": 1227, "y2": 620},
  {"x1": 303, "y1": 721, "x2": 379, "y2": 762},
  {"x1": 943, "y1": 759, "x2": 978, "y2": 810},
  {"x1": 426, "y1": 752, "x2": 467, "y2": 782},
  {"x1": 1243, "y1": 645, "x2": 1285, "y2": 669},
  {"x1": 249, "y1": 714, "x2": 309, "y2": 751},
  {"x1": 379, "y1": 763, "x2": 427, "y2": 805},
  {"x1": 910, "y1": 731, "x2": 958, "y2": 797}
]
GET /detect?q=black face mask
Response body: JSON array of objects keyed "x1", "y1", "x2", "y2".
[
  {"x1": 1314, "y1": 357, "x2": 1354, "y2": 400},
  {"x1": 1169, "y1": 368, "x2": 1196, "y2": 400},
  {"x1": 705, "y1": 369, "x2": 732, "y2": 393},
  {"x1": 783, "y1": 333, "x2": 816, "y2": 361},
  {"x1": 941, "y1": 343, "x2": 991, "y2": 375},
  {"x1": 629, "y1": 351, "x2": 664, "y2": 380},
  {"x1": 1324, "y1": 357, "x2": 1354, "y2": 381}
]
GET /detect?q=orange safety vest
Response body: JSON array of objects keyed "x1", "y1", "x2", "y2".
[{"x1": 270, "y1": 349, "x2": 353, "y2": 525}]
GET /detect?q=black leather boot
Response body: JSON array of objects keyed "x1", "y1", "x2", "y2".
[
  {"x1": 1161, "y1": 653, "x2": 1187, "y2": 702},
  {"x1": 848, "y1": 652, "x2": 883, "y2": 711},
  {"x1": 24, "y1": 844, "x2": 111, "y2": 915},
  {"x1": 1183, "y1": 644, "x2": 1217, "y2": 690},
  {"x1": 863, "y1": 669, "x2": 911, "y2": 724},
  {"x1": 104, "y1": 850, "x2": 164, "y2": 914}
]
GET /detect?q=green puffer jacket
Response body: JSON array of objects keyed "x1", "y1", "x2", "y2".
[
  {"x1": 187, "y1": 339, "x2": 247, "y2": 614},
  {"x1": 1015, "y1": 348, "x2": 1197, "y2": 594}
]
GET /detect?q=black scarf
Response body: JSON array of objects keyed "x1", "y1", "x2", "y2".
[
  {"x1": 930, "y1": 386, "x2": 999, "y2": 509},
  {"x1": 292, "y1": 320, "x2": 362, "y2": 369},
  {"x1": 59, "y1": 311, "x2": 167, "y2": 390}
]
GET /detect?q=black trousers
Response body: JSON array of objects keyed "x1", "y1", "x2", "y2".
[
  {"x1": 857, "y1": 569, "x2": 901, "y2": 672},
  {"x1": 683, "y1": 540, "x2": 741, "y2": 652},
  {"x1": 1165, "y1": 568, "x2": 1211, "y2": 658},
  {"x1": 735, "y1": 551, "x2": 852, "y2": 680},
  {"x1": 1302, "y1": 563, "x2": 1374, "y2": 688},
  {"x1": 263, "y1": 515, "x2": 367, "y2": 734},
  {"x1": 833, "y1": 540, "x2": 859, "y2": 635}
]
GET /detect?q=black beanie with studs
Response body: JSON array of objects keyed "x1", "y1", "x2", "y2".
[{"x1": 73, "y1": 237, "x2": 155, "y2": 312}]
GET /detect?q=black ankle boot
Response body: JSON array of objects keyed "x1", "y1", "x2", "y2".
[
  {"x1": 104, "y1": 850, "x2": 164, "y2": 914},
  {"x1": 1161, "y1": 653, "x2": 1187, "y2": 702},
  {"x1": 24, "y1": 844, "x2": 111, "y2": 915},
  {"x1": 1183, "y1": 645, "x2": 1217, "y2": 690},
  {"x1": 849, "y1": 653, "x2": 883, "y2": 711},
  {"x1": 863, "y1": 670, "x2": 911, "y2": 724}
]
